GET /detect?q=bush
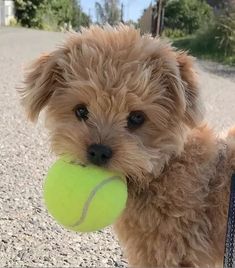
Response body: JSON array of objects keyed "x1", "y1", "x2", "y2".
[
  {"x1": 9, "y1": 18, "x2": 19, "y2": 27},
  {"x1": 163, "y1": 28, "x2": 186, "y2": 38},
  {"x1": 214, "y1": 12, "x2": 235, "y2": 56},
  {"x1": 190, "y1": 10, "x2": 235, "y2": 57},
  {"x1": 172, "y1": 10, "x2": 235, "y2": 65},
  {"x1": 14, "y1": 0, "x2": 91, "y2": 31},
  {"x1": 36, "y1": 6, "x2": 58, "y2": 31},
  {"x1": 164, "y1": 0, "x2": 213, "y2": 35},
  {"x1": 15, "y1": 0, "x2": 44, "y2": 28}
]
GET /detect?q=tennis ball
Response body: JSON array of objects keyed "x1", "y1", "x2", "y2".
[{"x1": 43, "y1": 158, "x2": 127, "y2": 232}]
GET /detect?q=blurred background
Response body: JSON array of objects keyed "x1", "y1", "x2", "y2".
[
  {"x1": 0, "y1": 0, "x2": 234, "y2": 65},
  {"x1": 0, "y1": 0, "x2": 235, "y2": 64}
]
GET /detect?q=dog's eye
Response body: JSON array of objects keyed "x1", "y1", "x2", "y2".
[
  {"x1": 74, "y1": 104, "x2": 89, "y2": 121},
  {"x1": 127, "y1": 111, "x2": 145, "y2": 130}
]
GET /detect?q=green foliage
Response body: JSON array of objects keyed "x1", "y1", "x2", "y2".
[
  {"x1": 95, "y1": 0, "x2": 120, "y2": 25},
  {"x1": 164, "y1": 0, "x2": 213, "y2": 35},
  {"x1": 36, "y1": 4, "x2": 58, "y2": 31},
  {"x1": 15, "y1": 0, "x2": 45, "y2": 28},
  {"x1": 163, "y1": 28, "x2": 186, "y2": 38},
  {"x1": 14, "y1": 0, "x2": 91, "y2": 30},
  {"x1": 79, "y1": 12, "x2": 91, "y2": 28},
  {"x1": 172, "y1": 10, "x2": 235, "y2": 65},
  {"x1": 213, "y1": 11, "x2": 235, "y2": 56},
  {"x1": 71, "y1": 0, "x2": 91, "y2": 29},
  {"x1": 48, "y1": 0, "x2": 74, "y2": 25},
  {"x1": 9, "y1": 18, "x2": 19, "y2": 27}
]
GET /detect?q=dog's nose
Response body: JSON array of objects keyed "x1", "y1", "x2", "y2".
[{"x1": 87, "y1": 144, "x2": 113, "y2": 166}]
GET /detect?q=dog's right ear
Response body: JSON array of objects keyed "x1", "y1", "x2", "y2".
[{"x1": 20, "y1": 51, "x2": 64, "y2": 122}]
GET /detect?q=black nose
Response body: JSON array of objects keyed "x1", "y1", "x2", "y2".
[{"x1": 87, "y1": 144, "x2": 113, "y2": 166}]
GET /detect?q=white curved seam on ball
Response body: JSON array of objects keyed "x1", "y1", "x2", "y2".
[{"x1": 69, "y1": 176, "x2": 122, "y2": 228}]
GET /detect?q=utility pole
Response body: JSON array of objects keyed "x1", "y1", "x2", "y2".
[
  {"x1": 156, "y1": 0, "x2": 163, "y2": 36},
  {"x1": 88, "y1": 8, "x2": 91, "y2": 19},
  {"x1": 151, "y1": 0, "x2": 164, "y2": 37},
  {"x1": 120, "y1": 2, "x2": 124, "y2": 23}
]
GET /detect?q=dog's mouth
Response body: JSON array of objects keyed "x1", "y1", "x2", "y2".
[
  {"x1": 67, "y1": 156, "x2": 132, "y2": 184},
  {"x1": 126, "y1": 176, "x2": 131, "y2": 184}
]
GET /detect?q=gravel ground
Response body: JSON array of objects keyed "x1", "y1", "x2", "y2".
[{"x1": 0, "y1": 27, "x2": 234, "y2": 267}]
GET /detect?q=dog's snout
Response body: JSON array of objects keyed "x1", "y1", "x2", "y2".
[{"x1": 87, "y1": 144, "x2": 113, "y2": 166}]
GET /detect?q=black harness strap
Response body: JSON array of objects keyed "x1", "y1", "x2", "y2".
[{"x1": 224, "y1": 174, "x2": 235, "y2": 268}]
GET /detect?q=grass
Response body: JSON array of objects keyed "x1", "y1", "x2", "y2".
[{"x1": 172, "y1": 35, "x2": 235, "y2": 66}]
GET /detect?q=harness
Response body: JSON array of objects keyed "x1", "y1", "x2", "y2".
[{"x1": 224, "y1": 173, "x2": 235, "y2": 268}]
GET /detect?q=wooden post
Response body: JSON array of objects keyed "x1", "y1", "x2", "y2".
[
  {"x1": 151, "y1": 4, "x2": 157, "y2": 37},
  {"x1": 156, "y1": 0, "x2": 163, "y2": 36},
  {"x1": 151, "y1": 0, "x2": 165, "y2": 37}
]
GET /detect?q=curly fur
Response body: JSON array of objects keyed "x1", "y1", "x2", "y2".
[{"x1": 20, "y1": 25, "x2": 235, "y2": 267}]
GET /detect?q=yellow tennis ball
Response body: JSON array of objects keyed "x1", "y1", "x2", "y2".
[{"x1": 43, "y1": 158, "x2": 127, "y2": 232}]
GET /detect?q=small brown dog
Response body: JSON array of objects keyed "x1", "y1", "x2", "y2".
[{"x1": 20, "y1": 25, "x2": 235, "y2": 267}]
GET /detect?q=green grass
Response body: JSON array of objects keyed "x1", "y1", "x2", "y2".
[{"x1": 172, "y1": 35, "x2": 235, "y2": 66}]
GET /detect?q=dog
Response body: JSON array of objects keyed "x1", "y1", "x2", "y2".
[{"x1": 20, "y1": 25, "x2": 235, "y2": 267}]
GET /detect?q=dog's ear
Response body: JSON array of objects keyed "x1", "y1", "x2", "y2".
[
  {"x1": 176, "y1": 51, "x2": 203, "y2": 128},
  {"x1": 148, "y1": 45, "x2": 203, "y2": 130},
  {"x1": 20, "y1": 51, "x2": 65, "y2": 122}
]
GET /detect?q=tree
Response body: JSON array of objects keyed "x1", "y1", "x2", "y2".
[
  {"x1": 15, "y1": 0, "x2": 45, "y2": 28},
  {"x1": 15, "y1": 0, "x2": 90, "y2": 30},
  {"x1": 206, "y1": 0, "x2": 234, "y2": 9},
  {"x1": 71, "y1": 0, "x2": 91, "y2": 30},
  {"x1": 164, "y1": 0, "x2": 213, "y2": 35},
  {"x1": 48, "y1": 0, "x2": 74, "y2": 26},
  {"x1": 95, "y1": 0, "x2": 120, "y2": 25}
]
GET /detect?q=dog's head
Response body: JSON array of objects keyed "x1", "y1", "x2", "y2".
[{"x1": 21, "y1": 25, "x2": 202, "y2": 190}]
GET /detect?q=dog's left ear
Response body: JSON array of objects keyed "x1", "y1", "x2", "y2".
[
  {"x1": 176, "y1": 51, "x2": 203, "y2": 128},
  {"x1": 20, "y1": 50, "x2": 66, "y2": 122}
]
